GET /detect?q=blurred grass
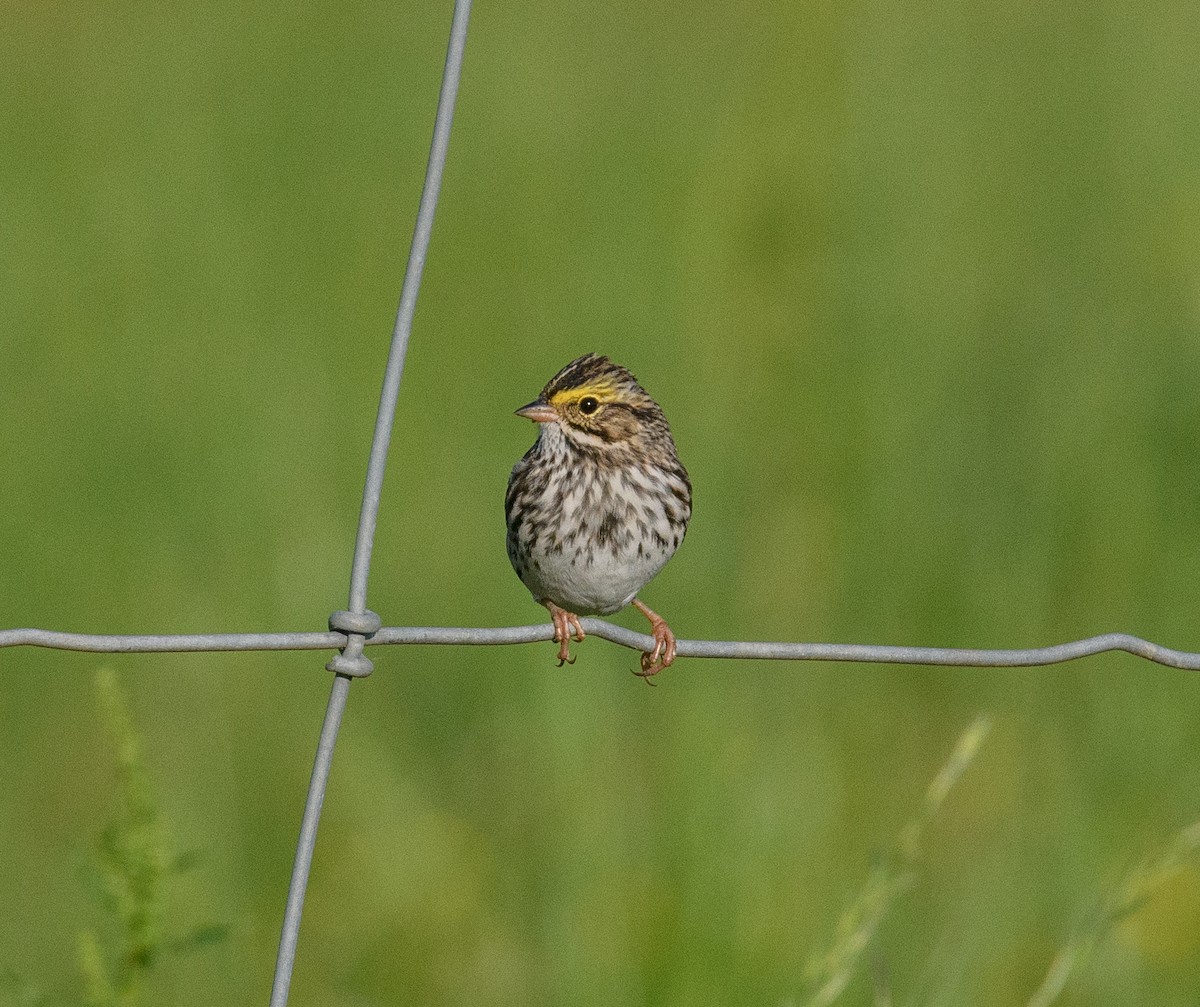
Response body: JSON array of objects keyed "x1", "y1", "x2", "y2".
[{"x1": 3, "y1": 1, "x2": 1200, "y2": 1004}]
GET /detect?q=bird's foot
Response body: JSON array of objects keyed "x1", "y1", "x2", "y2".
[
  {"x1": 632, "y1": 599, "x2": 677, "y2": 683},
  {"x1": 544, "y1": 601, "x2": 585, "y2": 666}
]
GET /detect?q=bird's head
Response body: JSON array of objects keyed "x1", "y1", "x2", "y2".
[{"x1": 515, "y1": 353, "x2": 667, "y2": 451}]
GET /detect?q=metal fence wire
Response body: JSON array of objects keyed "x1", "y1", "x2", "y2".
[{"x1": 4, "y1": 2, "x2": 1200, "y2": 1004}]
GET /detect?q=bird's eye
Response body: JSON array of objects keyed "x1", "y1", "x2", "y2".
[{"x1": 579, "y1": 396, "x2": 599, "y2": 415}]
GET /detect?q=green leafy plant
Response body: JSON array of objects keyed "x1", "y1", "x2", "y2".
[
  {"x1": 2, "y1": 669, "x2": 225, "y2": 1007},
  {"x1": 77, "y1": 669, "x2": 227, "y2": 1007}
]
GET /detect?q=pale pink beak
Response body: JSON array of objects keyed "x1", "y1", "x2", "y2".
[{"x1": 515, "y1": 400, "x2": 558, "y2": 423}]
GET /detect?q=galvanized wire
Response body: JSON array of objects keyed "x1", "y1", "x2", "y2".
[
  {"x1": 268, "y1": 672, "x2": 349, "y2": 1004},
  {"x1": 4, "y1": 623, "x2": 1199, "y2": 670}
]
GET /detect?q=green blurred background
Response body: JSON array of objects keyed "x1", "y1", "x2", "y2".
[{"x1": 4, "y1": 1, "x2": 1200, "y2": 1003}]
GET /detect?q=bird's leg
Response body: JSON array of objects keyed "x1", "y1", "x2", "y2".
[
  {"x1": 632, "y1": 599, "x2": 677, "y2": 679},
  {"x1": 542, "y1": 600, "x2": 585, "y2": 666}
]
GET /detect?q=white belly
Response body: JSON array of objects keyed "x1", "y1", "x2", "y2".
[{"x1": 521, "y1": 530, "x2": 675, "y2": 615}]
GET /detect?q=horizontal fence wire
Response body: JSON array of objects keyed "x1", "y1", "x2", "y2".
[{"x1": 4, "y1": 623, "x2": 1200, "y2": 670}]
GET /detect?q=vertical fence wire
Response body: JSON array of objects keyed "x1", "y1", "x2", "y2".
[
  {"x1": 345, "y1": 0, "x2": 473, "y2": 616},
  {"x1": 267, "y1": 3, "x2": 473, "y2": 1004},
  {"x1": 267, "y1": 674, "x2": 350, "y2": 1006}
]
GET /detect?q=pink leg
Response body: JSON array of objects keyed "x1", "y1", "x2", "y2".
[
  {"x1": 632, "y1": 599, "x2": 677, "y2": 680},
  {"x1": 543, "y1": 600, "x2": 585, "y2": 666}
]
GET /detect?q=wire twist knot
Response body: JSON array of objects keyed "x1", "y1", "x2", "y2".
[
  {"x1": 328, "y1": 610, "x2": 382, "y2": 636},
  {"x1": 326, "y1": 610, "x2": 382, "y2": 678}
]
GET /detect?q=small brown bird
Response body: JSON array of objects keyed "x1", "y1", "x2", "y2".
[{"x1": 505, "y1": 354, "x2": 691, "y2": 678}]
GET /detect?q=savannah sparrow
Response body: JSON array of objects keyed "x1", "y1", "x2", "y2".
[{"x1": 506, "y1": 353, "x2": 691, "y2": 678}]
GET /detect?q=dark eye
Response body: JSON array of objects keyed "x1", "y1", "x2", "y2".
[{"x1": 579, "y1": 396, "x2": 599, "y2": 415}]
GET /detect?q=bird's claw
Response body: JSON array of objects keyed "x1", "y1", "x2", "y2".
[
  {"x1": 633, "y1": 616, "x2": 677, "y2": 683},
  {"x1": 547, "y1": 604, "x2": 585, "y2": 667}
]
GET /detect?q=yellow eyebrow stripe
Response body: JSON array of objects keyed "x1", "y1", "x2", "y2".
[{"x1": 548, "y1": 382, "x2": 618, "y2": 407}]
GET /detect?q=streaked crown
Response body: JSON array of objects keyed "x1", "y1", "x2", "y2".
[{"x1": 541, "y1": 353, "x2": 649, "y2": 405}]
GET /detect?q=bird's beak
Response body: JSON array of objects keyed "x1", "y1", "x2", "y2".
[{"x1": 515, "y1": 400, "x2": 558, "y2": 423}]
